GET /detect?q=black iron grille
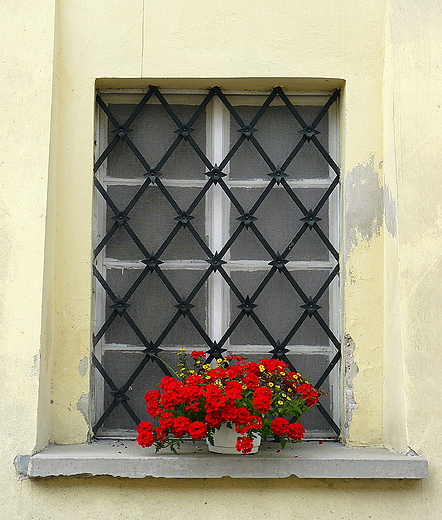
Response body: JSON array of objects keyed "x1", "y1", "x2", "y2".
[{"x1": 93, "y1": 86, "x2": 340, "y2": 436}]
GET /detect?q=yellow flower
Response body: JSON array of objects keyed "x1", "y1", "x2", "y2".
[
  {"x1": 203, "y1": 364, "x2": 210, "y2": 369},
  {"x1": 287, "y1": 397, "x2": 292, "y2": 401},
  {"x1": 205, "y1": 376, "x2": 211, "y2": 379},
  {"x1": 179, "y1": 348, "x2": 185, "y2": 351},
  {"x1": 196, "y1": 360, "x2": 201, "y2": 364},
  {"x1": 268, "y1": 382, "x2": 274, "y2": 387},
  {"x1": 275, "y1": 385, "x2": 280, "y2": 389},
  {"x1": 278, "y1": 401, "x2": 284, "y2": 405},
  {"x1": 189, "y1": 370, "x2": 195, "y2": 374},
  {"x1": 259, "y1": 365, "x2": 265, "y2": 372},
  {"x1": 217, "y1": 358, "x2": 223, "y2": 364},
  {"x1": 287, "y1": 388, "x2": 292, "y2": 392},
  {"x1": 280, "y1": 371, "x2": 286, "y2": 376},
  {"x1": 242, "y1": 385, "x2": 247, "y2": 389},
  {"x1": 282, "y1": 393, "x2": 286, "y2": 397}
]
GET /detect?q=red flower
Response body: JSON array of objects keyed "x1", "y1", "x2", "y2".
[
  {"x1": 235, "y1": 437, "x2": 254, "y2": 454},
  {"x1": 295, "y1": 383, "x2": 320, "y2": 407},
  {"x1": 190, "y1": 350, "x2": 206, "y2": 359},
  {"x1": 205, "y1": 412, "x2": 223, "y2": 428},
  {"x1": 188, "y1": 421, "x2": 207, "y2": 439},
  {"x1": 207, "y1": 367, "x2": 227, "y2": 381},
  {"x1": 242, "y1": 372, "x2": 259, "y2": 389},
  {"x1": 225, "y1": 354, "x2": 247, "y2": 361},
  {"x1": 172, "y1": 416, "x2": 192, "y2": 437},
  {"x1": 160, "y1": 376, "x2": 182, "y2": 392},
  {"x1": 252, "y1": 386, "x2": 272, "y2": 414},
  {"x1": 260, "y1": 359, "x2": 289, "y2": 374},
  {"x1": 221, "y1": 404, "x2": 241, "y2": 422},
  {"x1": 144, "y1": 391, "x2": 162, "y2": 417},
  {"x1": 236, "y1": 418, "x2": 260, "y2": 435},
  {"x1": 287, "y1": 422, "x2": 305, "y2": 440},
  {"x1": 159, "y1": 412, "x2": 174, "y2": 428},
  {"x1": 270, "y1": 417, "x2": 289, "y2": 436},
  {"x1": 137, "y1": 429, "x2": 155, "y2": 447},
  {"x1": 224, "y1": 380, "x2": 243, "y2": 401},
  {"x1": 136, "y1": 421, "x2": 153, "y2": 434},
  {"x1": 185, "y1": 373, "x2": 204, "y2": 385}
]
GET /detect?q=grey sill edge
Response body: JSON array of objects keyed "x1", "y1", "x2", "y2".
[{"x1": 26, "y1": 440, "x2": 428, "y2": 479}]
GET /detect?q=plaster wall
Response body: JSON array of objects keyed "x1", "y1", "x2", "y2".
[{"x1": 0, "y1": 0, "x2": 441, "y2": 518}]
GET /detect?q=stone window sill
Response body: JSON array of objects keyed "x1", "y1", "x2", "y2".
[{"x1": 26, "y1": 440, "x2": 427, "y2": 479}]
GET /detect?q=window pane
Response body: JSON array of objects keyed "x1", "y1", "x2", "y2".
[
  {"x1": 105, "y1": 185, "x2": 207, "y2": 261},
  {"x1": 229, "y1": 187, "x2": 330, "y2": 261},
  {"x1": 229, "y1": 270, "x2": 331, "y2": 347},
  {"x1": 229, "y1": 105, "x2": 329, "y2": 180},
  {"x1": 107, "y1": 104, "x2": 206, "y2": 179},
  {"x1": 104, "y1": 268, "x2": 207, "y2": 347}
]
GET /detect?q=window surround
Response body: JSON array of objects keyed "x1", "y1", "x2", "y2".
[{"x1": 27, "y1": 77, "x2": 427, "y2": 479}]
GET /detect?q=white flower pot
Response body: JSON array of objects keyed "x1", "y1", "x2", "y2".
[{"x1": 206, "y1": 423, "x2": 261, "y2": 454}]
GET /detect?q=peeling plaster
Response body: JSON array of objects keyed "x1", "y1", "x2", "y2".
[
  {"x1": 78, "y1": 356, "x2": 88, "y2": 377},
  {"x1": 344, "y1": 157, "x2": 383, "y2": 257},
  {"x1": 30, "y1": 354, "x2": 39, "y2": 378},
  {"x1": 13, "y1": 454, "x2": 30, "y2": 480},
  {"x1": 343, "y1": 334, "x2": 358, "y2": 441},
  {"x1": 76, "y1": 393, "x2": 89, "y2": 424}
]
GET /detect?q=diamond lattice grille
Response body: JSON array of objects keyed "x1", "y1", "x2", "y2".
[{"x1": 93, "y1": 86, "x2": 340, "y2": 436}]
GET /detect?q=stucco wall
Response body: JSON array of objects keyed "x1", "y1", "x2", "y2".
[{"x1": 1, "y1": 0, "x2": 441, "y2": 518}]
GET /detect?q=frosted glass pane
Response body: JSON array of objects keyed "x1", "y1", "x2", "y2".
[
  {"x1": 105, "y1": 185, "x2": 207, "y2": 261},
  {"x1": 229, "y1": 270, "x2": 331, "y2": 346},
  {"x1": 104, "y1": 269, "x2": 207, "y2": 347},
  {"x1": 229, "y1": 187, "x2": 329, "y2": 261},
  {"x1": 229, "y1": 105, "x2": 329, "y2": 180},
  {"x1": 107, "y1": 104, "x2": 206, "y2": 179}
]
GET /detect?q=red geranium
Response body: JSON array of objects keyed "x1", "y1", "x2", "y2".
[
  {"x1": 235, "y1": 437, "x2": 254, "y2": 454},
  {"x1": 190, "y1": 350, "x2": 206, "y2": 359},
  {"x1": 188, "y1": 421, "x2": 207, "y2": 439},
  {"x1": 270, "y1": 417, "x2": 289, "y2": 436},
  {"x1": 172, "y1": 416, "x2": 192, "y2": 437},
  {"x1": 287, "y1": 422, "x2": 306, "y2": 440},
  {"x1": 137, "y1": 351, "x2": 321, "y2": 453}
]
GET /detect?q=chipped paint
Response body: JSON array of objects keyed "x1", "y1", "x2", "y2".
[
  {"x1": 30, "y1": 354, "x2": 39, "y2": 378},
  {"x1": 78, "y1": 356, "x2": 88, "y2": 377},
  {"x1": 13, "y1": 454, "x2": 30, "y2": 480},
  {"x1": 76, "y1": 394, "x2": 89, "y2": 424},
  {"x1": 344, "y1": 157, "x2": 383, "y2": 256},
  {"x1": 343, "y1": 334, "x2": 358, "y2": 442}
]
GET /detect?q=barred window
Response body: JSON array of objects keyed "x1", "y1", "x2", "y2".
[{"x1": 93, "y1": 86, "x2": 340, "y2": 438}]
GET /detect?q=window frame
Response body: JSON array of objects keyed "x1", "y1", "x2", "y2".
[{"x1": 93, "y1": 87, "x2": 340, "y2": 439}]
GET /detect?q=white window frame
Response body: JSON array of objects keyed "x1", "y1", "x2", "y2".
[{"x1": 93, "y1": 88, "x2": 340, "y2": 439}]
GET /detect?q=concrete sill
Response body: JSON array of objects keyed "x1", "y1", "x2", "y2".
[{"x1": 27, "y1": 440, "x2": 427, "y2": 479}]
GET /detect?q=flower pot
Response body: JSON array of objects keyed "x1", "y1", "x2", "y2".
[{"x1": 206, "y1": 424, "x2": 261, "y2": 454}]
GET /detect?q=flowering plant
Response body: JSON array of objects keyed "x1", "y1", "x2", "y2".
[{"x1": 136, "y1": 350, "x2": 322, "y2": 454}]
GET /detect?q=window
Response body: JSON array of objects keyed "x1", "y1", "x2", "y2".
[{"x1": 93, "y1": 86, "x2": 340, "y2": 439}]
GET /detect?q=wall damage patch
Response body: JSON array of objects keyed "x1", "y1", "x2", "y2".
[
  {"x1": 76, "y1": 393, "x2": 89, "y2": 424},
  {"x1": 343, "y1": 334, "x2": 358, "y2": 441}
]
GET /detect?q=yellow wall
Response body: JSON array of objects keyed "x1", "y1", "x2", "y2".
[{"x1": 1, "y1": 0, "x2": 441, "y2": 518}]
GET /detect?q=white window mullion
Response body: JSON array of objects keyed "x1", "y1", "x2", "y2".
[
  {"x1": 327, "y1": 101, "x2": 340, "y2": 428},
  {"x1": 206, "y1": 97, "x2": 230, "y2": 343},
  {"x1": 93, "y1": 102, "x2": 109, "y2": 428}
]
